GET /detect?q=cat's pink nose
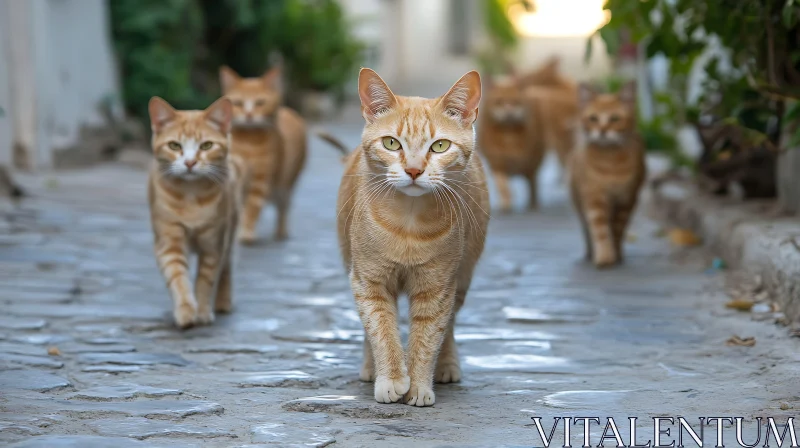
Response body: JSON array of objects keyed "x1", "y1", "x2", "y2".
[
  {"x1": 405, "y1": 168, "x2": 423, "y2": 180},
  {"x1": 184, "y1": 160, "x2": 197, "y2": 170}
]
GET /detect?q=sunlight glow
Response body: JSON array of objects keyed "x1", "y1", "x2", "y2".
[{"x1": 510, "y1": 0, "x2": 610, "y2": 37}]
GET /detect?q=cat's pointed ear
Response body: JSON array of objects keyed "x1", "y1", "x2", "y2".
[
  {"x1": 440, "y1": 71, "x2": 482, "y2": 126},
  {"x1": 358, "y1": 68, "x2": 398, "y2": 123},
  {"x1": 148, "y1": 97, "x2": 177, "y2": 133},
  {"x1": 204, "y1": 97, "x2": 232, "y2": 134},
  {"x1": 618, "y1": 80, "x2": 637, "y2": 105},
  {"x1": 262, "y1": 66, "x2": 282, "y2": 91},
  {"x1": 578, "y1": 83, "x2": 597, "y2": 107},
  {"x1": 543, "y1": 55, "x2": 560, "y2": 72},
  {"x1": 219, "y1": 66, "x2": 240, "y2": 93}
]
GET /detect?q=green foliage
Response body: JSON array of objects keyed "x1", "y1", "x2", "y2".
[
  {"x1": 277, "y1": 0, "x2": 364, "y2": 94},
  {"x1": 110, "y1": 0, "x2": 364, "y2": 122},
  {"x1": 110, "y1": 0, "x2": 208, "y2": 121},
  {"x1": 591, "y1": 0, "x2": 800, "y2": 157},
  {"x1": 483, "y1": 0, "x2": 520, "y2": 50},
  {"x1": 477, "y1": 0, "x2": 534, "y2": 77}
]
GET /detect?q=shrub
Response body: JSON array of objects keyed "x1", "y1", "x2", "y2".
[{"x1": 109, "y1": 0, "x2": 364, "y2": 123}]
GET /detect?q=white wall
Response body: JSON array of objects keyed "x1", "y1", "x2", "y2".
[
  {"x1": 37, "y1": 0, "x2": 120, "y2": 155},
  {"x1": 0, "y1": 0, "x2": 13, "y2": 166},
  {"x1": 0, "y1": 0, "x2": 120, "y2": 170},
  {"x1": 516, "y1": 35, "x2": 613, "y2": 82},
  {"x1": 338, "y1": 0, "x2": 612, "y2": 97}
]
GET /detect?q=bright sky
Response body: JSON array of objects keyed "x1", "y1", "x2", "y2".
[{"x1": 510, "y1": 0, "x2": 610, "y2": 37}]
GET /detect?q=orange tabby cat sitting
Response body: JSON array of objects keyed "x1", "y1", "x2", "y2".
[
  {"x1": 147, "y1": 97, "x2": 244, "y2": 328},
  {"x1": 337, "y1": 68, "x2": 489, "y2": 407},
  {"x1": 220, "y1": 65, "x2": 307, "y2": 243},
  {"x1": 569, "y1": 81, "x2": 645, "y2": 268}
]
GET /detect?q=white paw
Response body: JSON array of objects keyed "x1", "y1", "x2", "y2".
[
  {"x1": 173, "y1": 302, "x2": 197, "y2": 329},
  {"x1": 435, "y1": 360, "x2": 462, "y2": 383},
  {"x1": 238, "y1": 230, "x2": 258, "y2": 246},
  {"x1": 373, "y1": 375, "x2": 410, "y2": 403},
  {"x1": 404, "y1": 383, "x2": 436, "y2": 407},
  {"x1": 593, "y1": 247, "x2": 617, "y2": 268},
  {"x1": 194, "y1": 308, "x2": 215, "y2": 325}
]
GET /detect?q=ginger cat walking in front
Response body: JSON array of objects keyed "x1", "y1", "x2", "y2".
[
  {"x1": 338, "y1": 69, "x2": 489, "y2": 407},
  {"x1": 570, "y1": 81, "x2": 645, "y2": 268},
  {"x1": 147, "y1": 97, "x2": 244, "y2": 328},
  {"x1": 220, "y1": 66, "x2": 307, "y2": 243}
]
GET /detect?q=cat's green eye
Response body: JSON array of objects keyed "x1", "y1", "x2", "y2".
[
  {"x1": 255, "y1": 99, "x2": 266, "y2": 107},
  {"x1": 167, "y1": 141, "x2": 182, "y2": 151},
  {"x1": 608, "y1": 115, "x2": 621, "y2": 123},
  {"x1": 430, "y1": 139, "x2": 451, "y2": 153},
  {"x1": 382, "y1": 137, "x2": 401, "y2": 151},
  {"x1": 199, "y1": 141, "x2": 213, "y2": 151},
  {"x1": 588, "y1": 115, "x2": 599, "y2": 123}
]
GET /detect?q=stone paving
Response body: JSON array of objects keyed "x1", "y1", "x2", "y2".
[{"x1": 1, "y1": 123, "x2": 799, "y2": 447}]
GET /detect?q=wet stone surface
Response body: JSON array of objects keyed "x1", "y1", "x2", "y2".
[
  {"x1": 250, "y1": 422, "x2": 336, "y2": 446},
  {"x1": 90, "y1": 417, "x2": 235, "y2": 440},
  {"x1": 2, "y1": 125, "x2": 799, "y2": 446},
  {"x1": 0, "y1": 370, "x2": 71, "y2": 392},
  {"x1": 67, "y1": 384, "x2": 182, "y2": 401}
]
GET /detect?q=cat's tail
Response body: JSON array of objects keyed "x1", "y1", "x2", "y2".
[{"x1": 314, "y1": 130, "x2": 350, "y2": 157}]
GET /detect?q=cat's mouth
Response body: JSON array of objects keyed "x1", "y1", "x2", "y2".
[
  {"x1": 398, "y1": 184, "x2": 428, "y2": 197},
  {"x1": 586, "y1": 130, "x2": 624, "y2": 146},
  {"x1": 490, "y1": 111, "x2": 526, "y2": 126}
]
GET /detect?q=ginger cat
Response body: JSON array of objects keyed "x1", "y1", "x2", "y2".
[
  {"x1": 337, "y1": 69, "x2": 489, "y2": 407},
  {"x1": 477, "y1": 76, "x2": 546, "y2": 212},
  {"x1": 569, "y1": 81, "x2": 645, "y2": 268},
  {"x1": 220, "y1": 65, "x2": 307, "y2": 243},
  {"x1": 519, "y1": 57, "x2": 580, "y2": 175},
  {"x1": 147, "y1": 97, "x2": 244, "y2": 328}
]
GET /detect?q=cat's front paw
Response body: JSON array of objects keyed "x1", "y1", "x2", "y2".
[
  {"x1": 434, "y1": 359, "x2": 461, "y2": 383},
  {"x1": 373, "y1": 375, "x2": 410, "y2": 403},
  {"x1": 238, "y1": 230, "x2": 258, "y2": 246},
  {"x1": 173, "y1": 302, "x2": 197, "y2": 329},
  {"x1": 404, "y1": 382, "x2": 435, "y2": 407},
  {"x1": 593, "y1": 248, "x2": 617, "y2": 268},
  {"x1": 273, "y1": 228, "x2": 289, "y2": 241},
  {"x1": 195, "y1": 308, "x2": 215, "y2": 325}
]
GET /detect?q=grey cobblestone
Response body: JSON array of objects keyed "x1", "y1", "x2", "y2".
[{"x1": 0, "y1": 124, "x2": 798, "y2": 446}]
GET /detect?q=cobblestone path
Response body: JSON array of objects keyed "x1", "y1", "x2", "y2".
[{"x1": 1, "y1": 124, "x2": 797, "y2": 447}]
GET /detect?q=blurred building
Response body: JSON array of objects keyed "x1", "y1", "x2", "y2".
[
  {"x1": 338, "y1": 0, "x2": 613, "y2": 96},
  {"x1": 0, "y1": 0, "x2": 119, "y2": 171},
  {"x1": 0, "y1": 0, "x2": 615, "y2": 171}
]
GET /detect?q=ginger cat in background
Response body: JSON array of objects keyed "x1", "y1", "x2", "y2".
[
  {"x1": 147, "y1": 97, "x2": 244, "y2": 328},
  {"x1": 220, "y1": 65, "x2": 307, "y2": 243},
  {"x1": 477, "y1": 76, "x2": 546, "y2": 212},
  {"x1": 569, "y1": 81, "x2": 645, "y2": 268},
  {"x1": 519, "y1": 57, "x2": 580, "y2": 175},
  {"x1": 338, "y1": 69, "x2": 489, "y2": 407}
]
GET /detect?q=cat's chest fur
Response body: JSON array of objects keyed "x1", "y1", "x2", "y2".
[
  {"x1": 355, "y1": 203, "x2": 461, "y2": 267},
  {"x1": 155, "y1": 182, "x2": 226, "y2": 231},
  {"x1": 576, "y1": 145, "x2": 643, "y2": 198}
]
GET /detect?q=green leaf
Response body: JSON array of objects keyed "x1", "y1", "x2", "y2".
[
  {"x1": 584, "y1": 33, "x2": 595, "y2": 63},
  {"x1": 784, "y1": 0, "x2": 798, "y2": 27}
]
